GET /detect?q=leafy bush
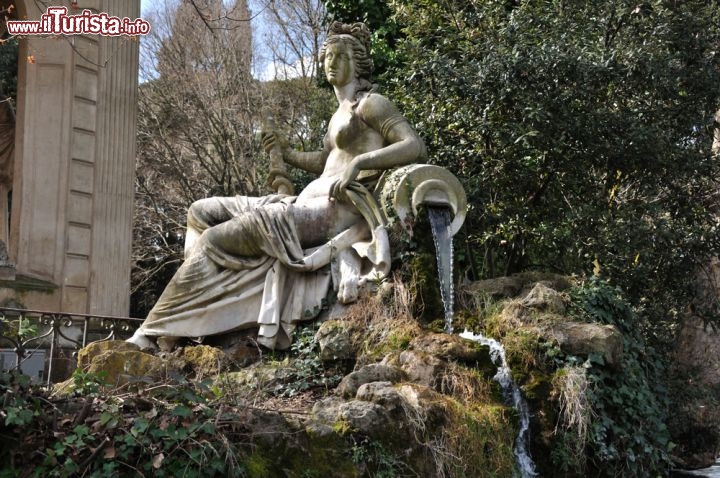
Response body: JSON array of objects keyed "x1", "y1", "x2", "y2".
[
  {"x1": 562, "y1": 278, "x2": 671, "y2": 477},
  {"x1": 0, "y1": 36, "x2": 18, "y2": 101},
  {"x1": 384, "y1": 0, "x2": 720, "y2": 336},
  {"x1": 0, "y1": 371, "x2": 244, "y2": 477},
  {"x1": 270, "y1": 324, "x2": 344, "y2": 397}
]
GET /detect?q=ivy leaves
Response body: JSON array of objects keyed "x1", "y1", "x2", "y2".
[
  {"x1": 568, "y1": 279, "x2": 672, "y2": 476},
  {"x1": 0, "y1": 371, "x2": 241, "y2": 478}
]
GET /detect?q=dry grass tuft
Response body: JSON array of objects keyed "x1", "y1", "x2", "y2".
[
  {"x1": 552, "y1": 365, "x2": 594, "y2": 464},
  {"x1": 341, "y1": 274, "x2": 423, "y2": 359},
  {"x1": 456, "y1": 285, "x2": 507, "y2": 323},
  {"x1": 437, "y1": 363, "x2": 493, "y2": 406}
]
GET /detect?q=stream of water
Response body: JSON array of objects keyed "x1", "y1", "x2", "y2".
[
  {"x1": 427, "y1": 206, "x2": 538, "y2": 478},
  {"x1": 427, "y1": 207, "x2": 455, "y2": 333},
  {"x1": 460, "y1": 331, "x2": 538, "y2": 478},
  {"x1": 673, "y1": 462, "x2": 720, "y2": 478}
]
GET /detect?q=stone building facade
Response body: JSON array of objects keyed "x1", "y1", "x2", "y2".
[{"x1": 0, "y1": 0, "x2": 138, "y2": 316}]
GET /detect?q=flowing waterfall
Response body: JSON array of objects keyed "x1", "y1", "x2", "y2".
[
  {"x1": 460, "y1": 331, "x2": 538, "y2": 478},
  {"x1": 427, "y1": 206, "x2": 537, "y2": 477},
  {"x1": 427, "y1": 207, "x2": 455, "y2": 333}
]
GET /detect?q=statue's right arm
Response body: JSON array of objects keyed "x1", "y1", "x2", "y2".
[
  {"x1": 262, "y1": 130, "x2": 328, "y2": 175},
  {"x1": 284, "y1": 149, "x2": 329, "y2": 175}
]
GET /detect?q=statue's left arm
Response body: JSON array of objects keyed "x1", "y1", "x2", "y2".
[{"x1": 330, "y1": 94, "x2": 427, "y2": 198}]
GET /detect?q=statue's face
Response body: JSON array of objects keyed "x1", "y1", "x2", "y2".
[{"x1": 324, "y1": 42, "x2": 355, "y2": 87}]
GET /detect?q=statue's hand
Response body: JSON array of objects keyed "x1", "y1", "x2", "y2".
[
  {"x1": 262, "y1": 129, "x2": 295, "y2": 194},
  {"x1": 329, "y1": 162, "x2": 359, "y2": 202},
  {"x1": 261, "y1": 130, "x2": 289, "y2": 158}
]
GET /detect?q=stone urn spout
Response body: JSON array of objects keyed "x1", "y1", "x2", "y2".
[{"x1": 380, "y1": 164, "x2": 467, "y2": 237}]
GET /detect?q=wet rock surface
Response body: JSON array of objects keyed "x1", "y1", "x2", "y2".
[{"x1": 540, "y1": 322, "x2": 624, "y2": 366}]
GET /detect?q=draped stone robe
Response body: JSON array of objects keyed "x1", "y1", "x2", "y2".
[{"x1": 135, "y1": 185, "x2": 390, "y2": 350}]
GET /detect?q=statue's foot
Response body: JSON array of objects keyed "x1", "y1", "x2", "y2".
[
  {"x1": 156, "y1": 336, "x2": 178, "y2": 352},
  {"x1": 127, "y1": 330, "x2": 157, "y2": 350},
  {"x1": 336, "y1": 248, "x2": 362, "y2": 304},
  {"x1": 338, "y1": 275, "x2": 359, "y2": 304}
]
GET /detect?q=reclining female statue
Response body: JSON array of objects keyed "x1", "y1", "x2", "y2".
[{"x1": 128, "y1": 22, "x2": 426, "y2": 350}]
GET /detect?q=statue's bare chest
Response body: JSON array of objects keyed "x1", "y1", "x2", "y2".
[{"x1": 325, "y1": 104, "x2": 382, "y2": 153}]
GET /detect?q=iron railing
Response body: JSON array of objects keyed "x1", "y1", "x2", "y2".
[{"x1": 0, "y1": 307, "x2": 144, "y2": 386}]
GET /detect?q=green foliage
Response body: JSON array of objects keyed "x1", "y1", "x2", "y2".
[
  {"x1": 550, "y1": 429, "x2": 588, "y2": 477},
  {"x1": 0, "y1": 315, "x2": 38, "y2": 343},
  {"x1": 70, "y1": 369, "x2": 108, "y2": 396},
  {"x1": 0, "y1": 371, "x2": 35, "y2": 427},
  {"x1": 324, "y1": 0, "x2": 401, "y2": 78},
  {"x1": 553, "y1": 278, "x2": 672, "y2": 477},
  {"x1": 270, "y1": 324, "x2": 343, "y2": 397},
  {"x1": 1, "y1": 371, "x2": 39, "y2": 470},
  {"x1": 0, "y1": 372, "x2": 245, "y2": 478},
  {"x1": 385, "y1": 0, "x2": 720, "y2": 334},
  {"x1": 350, "y1": 436, "x2": 407, "y2": 478},
  {"x1": 0, "y1": 36, "x2": 18, "y2": 100}
]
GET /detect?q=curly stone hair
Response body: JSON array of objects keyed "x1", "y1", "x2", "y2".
[{"x1": 319, "y1": 21, "x2": 374, "y2": 83}]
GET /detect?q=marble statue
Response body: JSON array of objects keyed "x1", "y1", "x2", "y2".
[{"x1": 128, "y1": 22, "x2": 466, "y2": 351}]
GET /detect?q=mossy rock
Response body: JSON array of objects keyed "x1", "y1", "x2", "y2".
[
  {"x1": 76, "y1": 340, "x2": 140, "y2": 369},
  {"x1": 315, "y1": 319, "x2": 362, "y2": 362},
  {"x1": 222, "y1": 363, "x2": 296, "y2": 394},
  {"x1": 446, "y1": 402, "x2": 518, "y2": 477},
  {"x1": 217, "y1": 407, "x2": 361, "y2": 478},
  {"x1": 182, "y1": 345, "x2": 230, "y2": 378},
  {"x1": 410, "y1": 332, "x2": 493, "y2": 367},
  {"x1": 308, "y1": 381, "x2": 517, "y2": 477},
  {"x1": 395, "y1": 384, "x2": 516, "y2": 477},
  {"x1": 464, "y1": 275, "x2": 526, "y2": 300},
  {"x1": 52, "y1": 349, "x2": 173, "y2": 395},
  {"x1": 71, "y1": 340, "x2": 172, "y2": 388},
  {"x1": 521, "y1": 371, "x2": 552, "y2": 404},
  {"x1": 523, "y1": 371, "x2": 562, "y2": 474},
  {"x1": 461, "y1": 272, "x2": 573, "y2": 302},
  {"x1": 389, "y1": 203, "x2": 446, "y2": 325},
  {"x1": 260, "y1": 431, "x2": 362, "y2": 478},
  {"x1": 87, "y1": 350, "x2": 169, "y2": 385},
  {"x1": 539, "y1": 322, "x2": 624, "y2": 367},
  {"x1": 336, "y1": 363, "x2": 406, "y2": 398},
  {"x1": 448, "y1": 309, "x2": 485, "y2": 333},
  {"x1": 403, "y1": 252, "x2": 445, "y2": 324}
]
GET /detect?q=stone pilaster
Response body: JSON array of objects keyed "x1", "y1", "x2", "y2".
[{"x1": 87, "y1": 0, "x2": 139, "y2": 315}]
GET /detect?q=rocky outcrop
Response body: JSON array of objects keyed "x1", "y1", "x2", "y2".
[
  {"x1": 470, "y1": 279, "x2": 623, "y2": 366},
  {"x1": 316, "y1": 319, "x2": 362, "y2": 361},
  {"x1": 56, "y1": 274, "x2": 675, "y2": 477},
  {"x1": 336, "y1": 363, "x2": 406, "y2": 398},
  {"x1": 522, "y1": 282, "x2": 567, "y2": 314},
  {"x1": 181, "y1": 344, "x2": 230, "y2": 378},
  {"x1": 76, "y1": 340, "x2": 141, "y2": 369},
  {"x1": 539, "y1": 322, "x2": 623, "y2": 366},
  {"x1": 409, "y1": 332, "x2": 492, "y2": 364},
  {"x1": 54, "y1": 286, "x2": 520, "y2": 477},
  {"x1": 74, "y1": 340, "x2": 170, "y2": 386},
  {"x1": 58, "y1": 341, "x2": 232, "y2": 393},
  {"x1": 463, "y1": 272, "x2": 572, "y2": 301}
]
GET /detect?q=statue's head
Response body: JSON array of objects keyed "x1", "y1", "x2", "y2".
[{"x1": 320, "y1": 22, "x2": 374, "y2": 84}]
